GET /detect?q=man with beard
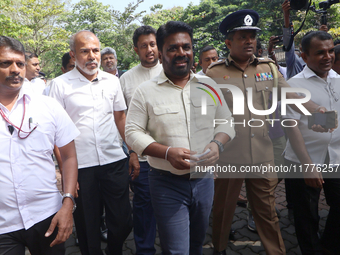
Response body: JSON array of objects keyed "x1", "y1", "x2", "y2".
[
  {"x1": 49, "y1": 30, "x2": 139, "y2": 255},
  {"x1": 120, "y1": 25, "x2": 162, "y2": 255},
  {"x1": 0, "y1": 36, "x2": 79, "y2": 255},
  {"x1": 100, "y1": 47, "x2": 123, "y2": 77},
  {"x1": 126, "y1": 21, "x2": 235, "y2": 254}
]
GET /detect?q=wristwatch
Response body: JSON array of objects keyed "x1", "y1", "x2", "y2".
[
  {"x1": 129, "y1": 150, "x2": 136, "y2": 155},
  {"x1": 62, "y1": 193, "x2": 77, "y2": 213},
  {"x1": 210, "y1": 139, "x2": 224, "y2": 153}
]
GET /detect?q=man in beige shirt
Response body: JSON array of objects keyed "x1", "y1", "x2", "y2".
[{"x1": 126, "y1": 21, "x2": 235, "y2": 254}]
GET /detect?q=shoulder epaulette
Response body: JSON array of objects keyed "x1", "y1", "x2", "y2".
[
  {"x1": 208, "y1": 59, "x2": 227, "y2": 70},
  {"x1": 256, "y1": 57, "x2": 275, "y2": 65}
]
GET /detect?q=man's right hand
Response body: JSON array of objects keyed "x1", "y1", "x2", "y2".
[{"x1": 166, "y1": 147, "x2": 193, "y2": 170}]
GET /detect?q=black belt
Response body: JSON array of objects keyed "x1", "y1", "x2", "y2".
[{"x1": 151, "y1": 167, "x2": 191, "y2": 180}]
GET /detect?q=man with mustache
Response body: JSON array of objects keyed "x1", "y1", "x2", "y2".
[
  {"x1": 206, "y1": 10, "x2": 328, "y2": 255},
  {"x1": 49, "y1": 30, "x2": 139, "y2": 255},
  {"x1": 0, "y1": 36, "x2": 79, "y2": 254},
  {"x1": 101, "y1": 47, "x2": 123, "y2": 78},
  {"x1": 126, "y1": 21, "x2": 235, "y2": 254},
  {"x1": 120, "y1": 25, "x2": 162, "y2": 255}
]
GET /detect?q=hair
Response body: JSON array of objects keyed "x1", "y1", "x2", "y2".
[
  {"x1": 199, "y1": 45, "x2": 216, "y2": 61},
  {"x1": 61, "y1": 52, "x2": 71, "y2": 69},
  {"x1": 334, "y1": 45, "x2": 340, "y2": 62},
  {"x1": 301, "y1": 31, "x2": 333, "y2": 54},
  {"x1": 101, "y1": 47, "x2": 117, "y2": 59},
  {"x1": 69, "y1": 30, "x2": 100, "y2": 52},
  {"x1": 133, "y1": 26, "x2": 157, "y2": 47},
  {"x1": 0, "y1": 36, "x2": 25, "y2": 55},
  {"x1": 156, "y1": 21, "x2": 193, "y2": 52},
  {"x1": 334, "y1": 38, "x2": 340, "y2": 46},
  {"x1": 25, "y1": 52, "x2": 38, "y2": 62}
]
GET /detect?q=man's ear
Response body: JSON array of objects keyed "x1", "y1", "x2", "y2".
[
  {"x1": 225, "y1": 39, "x2": 232, "y2": 50},
  {"x1": 69, "y1": 50, "x2": 76, "y2": 60},
  {"x1": 301, "y1": 52, "x2": 307, "y2": 62},
  {"x1": 61, "y1": 67, "x2": 66, "y2": 74},
  {"x1": 258, "y1": 48, "x2": 263, "y2": 56},
  {"x1": 199, "y1": 59, "x2": 202, "y2": 66},
  {"x1": 134, "y1": 47, "x2": 138, "y2": 55},
  {"x1": 158, "y1": 52, "x2": 162, "y2": 64}
]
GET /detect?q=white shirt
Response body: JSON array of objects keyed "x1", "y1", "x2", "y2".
[
  {"x1": 284, "y1": 66, "x2": 340, "y2": 165},
  {"x1": 197, "y1": 70, "x2": 205, "y2": 76},
  {"x1": 49, "y1": 68, "x2": 127, "y2": 169},
  {"x1": 126, "y1": 70, "x2": 235, "y2": 175},
  {"x1": 0, "y1": 87, "x2": 79, "y2": 234},
  {"x1": 22, "y1": 78, "x2": 46, "y2": 95},
  {"x1": 120, "y1": 62, "x2": 162, "y2": 107}
]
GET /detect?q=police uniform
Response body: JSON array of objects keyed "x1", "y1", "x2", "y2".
[{"x1": 206, "y1": 10, "x2": 287, "y2": 255}]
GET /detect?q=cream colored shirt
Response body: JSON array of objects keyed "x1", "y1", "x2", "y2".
[
  {"x1": 125, "y1": 70, "x2": 235, "y2": 175},
  {"x1": 120, "y1": 62, "x2": 163, "y2": 107}
]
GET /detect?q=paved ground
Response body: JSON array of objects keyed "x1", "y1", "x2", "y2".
[{"x1": 31, "y1": 169, "x2": 330, "y2": 255}]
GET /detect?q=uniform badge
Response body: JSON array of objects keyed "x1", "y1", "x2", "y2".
[
  {"x1": 255, "y1": 72, "x2": 273, "y2": 82},
  {"x1": 244, "y1": 15, "x2": 253, "y2": 26}
]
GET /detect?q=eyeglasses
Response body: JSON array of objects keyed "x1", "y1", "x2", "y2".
[{"x1": 0, "y1": 95, "x2": 38, "y2": 139}]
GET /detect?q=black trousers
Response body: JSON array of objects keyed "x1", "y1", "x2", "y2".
[
  {"x1": 73, "y1": 159, "x2": 133, "y2": 255},
  {"x1": 285, "y1": 159, "x2": 340, "y2": 255},
  {"x1": 0, "y1": 214, "x2": 64, "y2": 255}
]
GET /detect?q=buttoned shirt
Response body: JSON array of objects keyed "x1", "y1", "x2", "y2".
[
  {"x1": 0, "y1": 87, "x2": 79, "y2": 234},
  {"x1": 120, "y1": 62, "x2": 162, "y2": 162},
  {"x1": 125, "y1": 70, "x2": 235, "y2": 175},
  {"x1": 284, "y1": 66, "x2": 340, "y2": 165},
  {"x1": 22, "y1": 78, "x2": 46, "y2": 95},
  {"x1": 49, "y1": 68, "x2": 127, "y2": 169},
  {"x1": 206, "y1": 55, "x2": 290, "y2": 165},
  {"x1": 120, "y1": 62, "x2": 162, "y2": 107}
]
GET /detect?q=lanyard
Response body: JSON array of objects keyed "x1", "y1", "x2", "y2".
[{"x1": 0, "y1": 95, "x2": 38, "y2": 139}]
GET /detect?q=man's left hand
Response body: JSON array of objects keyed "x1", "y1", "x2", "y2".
[
  {"x1": 129, "y1": 152, "x2": 140, "y2": 180},
  {"x1": 197, "y1": 142, "x2": 219, "y2": 166},
  {"x1": 45, "y1": 200, "x2": 74, "y2": 247}
]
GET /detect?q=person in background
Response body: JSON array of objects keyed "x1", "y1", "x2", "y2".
[
  {"x1": 120, "y1": 25, "x2": 162, "y2": 255},
  {"x1": 101, "y1": 47, "x2": 124, "y2": 78},
  {"x1": 197, "y1": 45, "x2": 219, "y2": 76},
  {"x1": 24, "y1": 52, "x2": 46, "y2": 94}
]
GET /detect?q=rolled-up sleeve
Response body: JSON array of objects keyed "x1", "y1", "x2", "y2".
[{"x1": 125, "y1": 87, "x2": 156, "y2": 155}]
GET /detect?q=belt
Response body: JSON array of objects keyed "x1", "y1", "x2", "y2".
[{"x1": 150, "y1": 167, "x2": 191, "y2": 180}]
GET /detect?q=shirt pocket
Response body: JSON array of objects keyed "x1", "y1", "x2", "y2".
[
  {"x1": 191, "y1": 96, "x2": 215, "y2": 130},
  {"x1": 103, "y1": 94, "x2": 114, "y2": 114},
  {"x1": 254, "y1": 81, "x2": 273, "y2": 106},
  {"x1": 152, "y1": 104, "x2": 182, "y2": 135}
]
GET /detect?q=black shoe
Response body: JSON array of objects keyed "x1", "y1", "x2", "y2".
[
  {"x1": 213, "y1": 250, "x2": 226, "y2": 255},
  {"x1": 229, "y1": 228, "x2": 236, "y2": 241}
]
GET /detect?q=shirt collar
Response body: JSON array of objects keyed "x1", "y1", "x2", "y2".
[
  {"x1": 157, "y1": 69, "x2": 196, "y2": 88},
  {"x1": 67, "y1": 68, "x2": 107, "y2": 82},
  {"x1": 140, "y1": 62, "x2": 161, "y2": 71},
  {"x1": 226, "y1": 54, "x2": 258, "y2": 68},
  {"x1": 302, "y1": 65, "x2": 338, "y2": 80}
]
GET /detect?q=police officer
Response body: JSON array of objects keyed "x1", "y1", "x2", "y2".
[{"x1": 207, "y1": 9, "x2": 326, "y2": 255}]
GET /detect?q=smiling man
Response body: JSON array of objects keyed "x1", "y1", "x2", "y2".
[
  {"x1": 284, "y1": 31, "x2": 340, "y2": 255},
  {"x1": 126, "y1": 21, "x2": 235, "y2": 254},
  {"x1": 49, "y1": 30, "x2": 139, "y2": 255}
]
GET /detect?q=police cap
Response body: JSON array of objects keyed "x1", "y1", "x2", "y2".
[{"x1": 219, "y1": 9, "x2": 261, "y2": 35}]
